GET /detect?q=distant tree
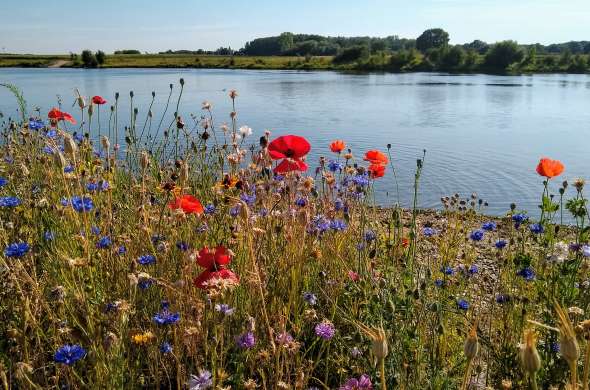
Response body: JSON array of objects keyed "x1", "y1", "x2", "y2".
[
  {"x1": 416, "y1": 28, "x2": 449, "y2": 52},
  {"x1": 464, "y1": 40, "x2": 489, "y2": 54},
  {"x1": 389, "y1": 49, "x2": 419, "y2": 71},
  {"x1": 484, "y1": 41, "x2": 524, "y2": 70},
  {"x1": 568, "y1": 54, "x2": 588, "y2": 73},
  {"x1": 559, "y1": 49, "x2": 572, "y2": 66},
  {"x1": 585, "y1": 43, "x2": 590, "y2": 54},
  {"x1": 440, "y1": 46, "x2": 465, "y2": 70},
  {"x1": 114, "y1": 50, "x2": 141, "y2": 55},
  {"x1": 542, "y1": 55, "x2": 557, "y2": 69},
  {"x1": 333, "y1": 45, "x2": 369, "y2": 64},
  {"x1": 278, "y1": 32, "x2": 294, "y2": 52},
  {"x1": 81, "y1": 50, "x2": 98, "y2": 67},
  {"x1": 464, "y1": 50, "x2": 479, "y2": 69},
  {"x1": 95, "y1": 50, "x2": 106, "y2": 65},
  {"x1": 521, "y1": 47, "x2": 537, "y2": 67}
]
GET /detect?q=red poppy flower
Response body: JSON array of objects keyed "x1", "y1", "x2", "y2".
[
  {"x1": 92, "y1": 95, "x2": 107, "y2": 105},
  {"x1": 330, "y1": 140, "x2": 346, "y2": 153},
  {"x1": 536, "y1": 158, "x2": 564, "y2": 178},
  {"x1": 48, "y1": 108, "x2": 77, "y2": 124},
  {"x1": 168, "y1": 194, "x2": 204, "y2": 215},
  {"x1": 401, "y1": 237, "x2": 409, "y2": 248},
  {"x1": 348, "y1": 270, "x2": 360, "y2": 282},
  {"x1": 364, "y1": 150, "x2": 388, "y2": 165},
  {"x1": 267, "y1": 135, "x2": 310, "y2": 174},
  {"x1": 194, "y1": 246, "x2": 239, "y2": 289},
  {"x1": 368, "y1": 163, "x2": 385, "y2": 178}
]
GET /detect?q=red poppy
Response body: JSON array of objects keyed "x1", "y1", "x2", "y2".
[
  {"x1": 194, "y1": 246, "x2": 239, "y2": 289},
  {"x1": 267, "y1": 135, "x2": 310, "y2": 174},
  {"x1": 536, "y1": 158, "x2": 564, "y2": 178},
  {"x1": 330, "y1": 140, "x2": 346, "y2": 153},
  {"x1": 364, "y1": 150, "x2": 388, "y2": 165},
  {"x1": 348, "y1": 270, "x2": 360, "y2": 282},
  {"x1": 48, "y1": 108, "x2": 77, "y2": 124},
  {"x1": 401, "y1": 237, "x2": 409, "y2": 248},
  {"x1": 368, "y1": 163, "x2": 385, "y2": 178},
  {"x1": 168, "y1": 194, "x2": 204, "y2": 215},
  {"x1": 92, "y1": 95, "x2": 107, "y2": 105}
]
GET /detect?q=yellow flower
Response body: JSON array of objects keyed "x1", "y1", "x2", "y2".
[{"x1": 131, "y1": 331, "x2": 155, "y2": 345}]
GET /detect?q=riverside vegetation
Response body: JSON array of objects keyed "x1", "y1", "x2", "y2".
[
  {"x1": 2, "y1": 29, "x2": 590, "y2": 74},
  {"x1": 1, "y1": 81, "x2": 590, "y2": 389}
]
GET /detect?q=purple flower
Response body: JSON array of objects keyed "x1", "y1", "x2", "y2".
[
  {"x1": 236, "y1": 332, "x2": 256, "y2": 349},
  {"x1": 138, "y1": 278, "x2": 153, "y2": 290},
  {"x1": 0, "y1": 177, "x2": 7, "y2": 187},
  {"x1": 303, "y1": 292, "x2": 317, "y2": 305},
  {"x1": 422, "y1": 227, "x2": 437, "y2": 237},
  {"x1": 334, "y1": 198, "x2": 344, "y2": 211},
  {"x1": 153, "y1": 303, "x2": 180, "y2": 325},
  {"x1": 529, "y1": 223, "x2": 544, "y2": 234},
  {"x1": 583, "y1": 245, "x2": 590, "y2": 258},
  {"x1": 176, "y1": 241, "x2": 189, "y2": 251},
  {"x1": 364, "y1": 230, "x2": 377, "y2": 242},
  {"x1": 517, "y1": 267, "x2": 536, "y2": 281},
  {"x1": 469, "y1": 229, "x2": 485, "y2": 241},
  {"x1": 481, "y1": 221, "x2": 497, "y2": 231},
  {"x1": 512, "y1": 213, "x2": 528, "y2": 228},
  {"x1": 204, "y1": 204, "x2": 216, "y2": 214},
  {"x1": 29, "y1": 119, "x2": 45, "y2": 130},
  {"x1": 434, "y1": 279, "x2": 444, "y2": 287},
  {"x1": 214, "y1": 304, "x2": 234, "y2": 316},
  {"x1": 468, "y1": 264, "x2": 478, "y2": 275},
  {"x1": 229, "y1": 204, "x2": 241, "y2": 217},
  {"x1": 496, "y1": 294, "x2": 510, "y2": 304},
  {"x1": 330, "y1": 219, "x2": 347, "y2": 231},
  {"x1": 495, "y1": 239, "x2": 507, "y2": 249},
  {"x1": 240, "y1": 193, "x2": 256, "y2": 206},
  {"x1": 339, "y1": 374, "x2": 373, "y2": 390},
  {"x1": 118, "y1": 245, "x2": 127, "y2": 255},
  {"x1": 44, "y1": 231, "x2": 55, "y2": 241},
  {"x1": 275, "y1": 332, "x2": 294, "y2": 345},
  {"x1": 160, "y1": 341, "x2": 173, "y2": 354},
  {"x1": 188, "y1": 370, "x2": 213, "y2": 390},
  {"x1": 457, "y1": 299, "x2": 470, "y2": 310},
  {"x1": 54, "y1": 344, "x2": 86, "y2": 365},
  {"x1": 0, "y1": 196, "x2": 21, "y2": 207},
  {"x1": 4, "y1": 242, "x2": 30, "y2": 258},
  {"x1": 315, "y1": 321, "x2": 335, "y2": 340},
  {"x1": 97, "y1": 236, "x2": 112, "y2": 249},
  {"x1": 441, "y1": 265, "x2": 454, "y2": 275},
  {"x1": 295, "y1": 197, "x2": 307, "y2": 207},
  {"x1": 328, "y1": 160, "x2": 344, "y2": 172},
  {"x1": 70, "y1": 196, "x2": 94, "y2": 212},
  {"x1": 138, "y1": 254, "x2": 156, "y2": 265}
]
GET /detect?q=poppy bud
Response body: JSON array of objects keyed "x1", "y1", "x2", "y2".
[
  {"x1": 101, "y1": 136, "x2": 110, "y2": 151},
  {"x1": 148, "y1": 109, "x2": 153, "y2": 118},
  {"x1": 110, "y1": 105, "x2": 114, "y2": 112},
  {"x1": 140, "y1": 151, "x2": 150, "y2": 170},
  {"x1": 510, "y1": 203, "x2": 516, "y2": 211},
  {"x1": 115, "y1": 92, "x2": 119, "y2": 100},
  {"x1": 77, "y1": 96, "x2": 85, "y2": 109},
  {"x1": 130, "y1": 91, "x2": 134, "y2": 98},
  {"x1": 463, "y1": 324, "x2": 479, "y2": 360},
  {"x1": 520, "y1": 329, "x2": 541, "y2": 374},
  {"x1": 179, "y1": 78, "x2": 184, "y2": 86},
  {"x1": 152, "y1": 91, "x2": 156, "y2": 98},
  {"x1": 201, "y1": 131, "x2": 210, "y2": 141},
  {"x1": 64, "y1": 135, "x2": 78, "y2": 159}
]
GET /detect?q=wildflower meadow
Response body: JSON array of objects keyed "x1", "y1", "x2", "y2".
[{"x1": 1, "y1": 81, "x2": 590, "y2": 389}]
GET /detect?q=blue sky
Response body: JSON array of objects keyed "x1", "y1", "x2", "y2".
[{"x1": 1, "y1": 0, "x2": 588, "y2": 54}]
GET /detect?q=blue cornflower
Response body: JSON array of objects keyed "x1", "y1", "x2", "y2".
[
  {"x1": 197, "y1": 223, "x2": 209, "y2": 233},
  {"x1": 442, "y1": 265, "x2": 454, "y2": 275},
  {"x1": 495, "y1": 239, "x2": 508, "y2": 249},
  {"x1": 496, "y1": 294, "x2": 510, "y2": 304},
  {"x1": 512, "y1": 213, "x2": 528, "y2": 228},
  {"x1": 153, "y1": 303, "x2": 180, "y2": 325},
  {"x1": 42, "y1": 145, "x2": 54, "y2": 154},
  {"x1": 138, "y1": 254, "x2": 156, "y2": 265},
  {"x1": 236, "y1": 332, "x2": 256, "y2": 349},
  {"x1": 229, "y1": 204, "x2": 241, "y2": 217},
  {"x1": 0, "y1": 177, "x2": 7, "y2": 187},
  {"x1": 457, "y1": 299, "x2": 470, "y2": 310},
  {"x1": 529, "y1": 223, "x2": 544, "y2": 234},
  {"x1": 327, "y1": 160, "x2": 344, "y2": 172},
  {"x1": 29, "y1": 119, "x2": 45, "y2": 130},
  {"x1": 295, "y1": 197, "x2": 307, "y2": 207},
  {"x1": 118, "y1": 246, "x2": 127, "y2": 255},
  {"x1": 74, "y1": 133, "x2": 84, "y2": 143},
  {"x1": 303, "y1": 292, "x2": 317, "y2": 305},
  {"x1": 91, "y1": 226, "x2": 101, "y2": 235},
  {"x1": 274, "y1": 174, "x2": 284, "y2": 181},
  {"x1": 482, "y1": 221, "x2": 496, "y2": 231},
  {"x1": 308, "y1": 215, "x2": 331, "y2": 235},
  {"x1": 0, "y1": 196, "x2": 21, "y2": 207},
  {"x1": 71, "y1": 196, "x2": 93, "y2": 212},
  {"x1": 96, "y1": 236, "x2": 112, "y2": 249},
  {"x1": 364, "y1": 230, "x2": 377, "y2": 242},
  {"x1": 334, "y1": 198, "x2": 344, "y2": 211},
  {"x1": 258, "y1": 208, "x2": 268, "y2": 217},
  {"x1": 434, "y1": 279, "x2": 444, "y2": 287},
  {"x1": 64, "y1": 165, "x2": 74, "y2": 173},
  {"x1": 86, "y1": 182, "x2": 98, "y2": 192},
  {"x1": 176, "y1": 241, "x2": 189, "y2": 251},
  {"x1": 138, "y1": 278, "x2": 153, "y2": 289},
  {"x1": 469, "y1": 229, "x2": 485, "y2": 241},
  {"x1": 151, "y1": 234, "x2": 165, "y2": 244},
  {"x1": 160, "y1": 342, "x2": 173, "y2": 354},
  {"x1": 330, "y1": 219, "x2": 347, "y2": 231},
  {"x1": 204, "y1": 204, "x2": 216, "y2": 215},
  {"x1": 44, "y1": 231, "x2": 55, "y2": 241},
  {"x1": 4, "y1": 242, "x2": 30, "y2": 258},
  {"x1": 422, "y1": 227, "x2": 437, "y2": 237},
  {"x1": 550, "y1": 342, "x2": 560, "y2": 353},
  {"x1": 240, "y1": 193, "x2": 256, "y2": 206},
  {"x1": 54, "y1": 344, "x2": 86, "y2": 365},
  {"x1": 188, "y1": 370, "x2": 213, "y2": 389},
  {"x1": 214, "y1": 304, "x2": 234, "y2": 316},
  {"x1": 468, "y1": 264, "x2": 478, "y2": 275},
  {"x1": 517, "y1": 267, "x2": 536, "y2": 281},
  {"x1": 46, "y1": 129, "x2": 57, "y2": 138},
  {"x1": 351, "y1": 174, "x2": 369, "y2": 187}
]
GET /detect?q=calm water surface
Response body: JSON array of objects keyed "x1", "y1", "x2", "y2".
[{"x1": 1, "y1": 68, "x2": 589, "y2": 217}]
